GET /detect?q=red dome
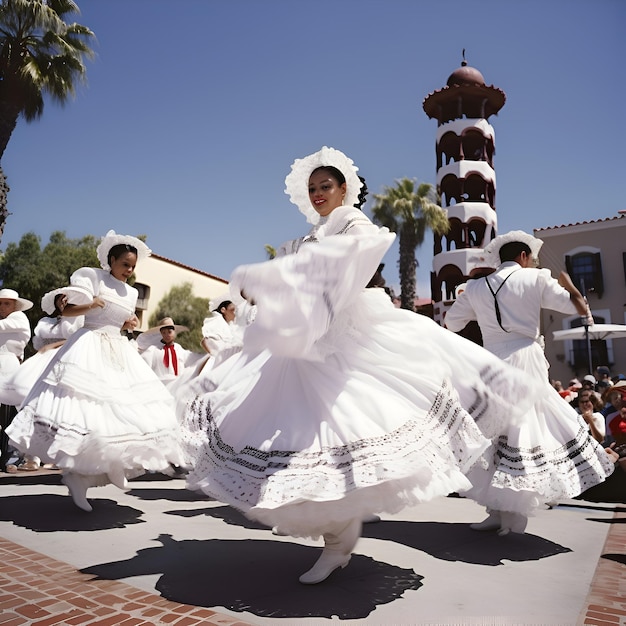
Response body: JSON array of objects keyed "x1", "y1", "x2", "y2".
[{"x1": 447, "y1": 63, "x2": 485, "y2": 87}]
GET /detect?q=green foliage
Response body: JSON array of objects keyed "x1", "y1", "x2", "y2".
[
  {"x1": 147, "y1": 282, "x2": 209, "y2": 353},
  {"x1": 0, "y1": 0, "x2": 95, "y2": 131},
  {"x1": 0, "y1": 229, "x2": 99, "y2": 322},
  {"x1": 371, "y1": 179, "x2": 448, "y2": 311},
  {"x1": 0, "y1": 229, "x2": 99, "y2": 356},
  {"x1": 264, "y1": 244, "x2": 276, "y2": 260}
]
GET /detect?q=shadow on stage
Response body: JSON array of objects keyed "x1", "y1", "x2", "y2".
[
  {"x1": 81, "y1": 533, "x2": 423, "y2": 620},
  {"x1": 126, "y1": 486, "x2": 209, "y2": 503},
  {"x1": 0, "y1": 494, "x2": 144, "y2": 532},
  {"x1": 166, "y1": 503, "x2": 572, "y2": 566}
]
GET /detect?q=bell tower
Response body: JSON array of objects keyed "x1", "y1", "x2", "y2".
[{"x1": 422, "y1": 52, "x2": 506, "y2": 334}]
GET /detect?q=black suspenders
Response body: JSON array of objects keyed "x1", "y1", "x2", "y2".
[{"x1": 485, "y1": 270, "x2": 519, "y2": 333}]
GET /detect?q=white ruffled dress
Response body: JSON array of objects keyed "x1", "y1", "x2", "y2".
[
  {"x1": 463, "y1": 336, "x2": 614, "y2": 515},
  {"x1": 6, "y1": 268, "x2": 185, "y2": 482},
  {"x1": 185, "y1": 207, "x2": 537, "y2": 538},
  {"x1": 0, "y1": 316, "x2": 84, "y2": 408}
]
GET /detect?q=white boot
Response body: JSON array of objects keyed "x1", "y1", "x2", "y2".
[
  {"x1": 470, "y1": 509, "x2": 501, "y2": 531},
  {"x1": 299, "y1": 518, "x2": 361, "y2": 585},
  {"x1": 497, "y1": 511, "x2": 528, "y2": 536},
  {"x1": 62, "y1": 472, "x2": 92, "y2": 512}
]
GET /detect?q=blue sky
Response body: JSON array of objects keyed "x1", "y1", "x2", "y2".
[{"x1": 3, "y1": 0, "x2": 624, "y2": 296}]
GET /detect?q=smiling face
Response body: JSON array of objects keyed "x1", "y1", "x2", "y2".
[
  {"x1": 308, "y1": 168, "x2": 346, "y2": 218},
  {"x1": 109, "y1": 251, "x2": 138, "y2": 282}
]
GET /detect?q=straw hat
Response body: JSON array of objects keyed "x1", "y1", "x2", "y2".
[
  {"x1": 0, "y1": 288, "x2": 33, "y2": 311},
  {"x1": 143, "y1": 317, "x2": 188, "y2": 335}
]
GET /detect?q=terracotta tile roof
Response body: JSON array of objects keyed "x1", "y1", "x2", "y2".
[
  {"x1": 535, "y1": 214, "x2": 625, "y2": 232},
  {"x1": 150, "y1": 252, "x2": 228, "y2": 283}
]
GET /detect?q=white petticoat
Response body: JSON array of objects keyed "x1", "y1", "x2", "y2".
[
  {"x1": 184, "y1": 232, "x2": 538, "y2": 538},
  {"x1": 7, "y1": 326, "x2": 185, "y2": 483}
]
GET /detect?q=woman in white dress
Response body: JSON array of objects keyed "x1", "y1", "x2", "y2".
[
  {"x1": 7, "y1": 231, "x2": 185, "y2": 511},
  {"x1": 0, "y1": 287, "x2": 88, "y2": 410},
  {"x1": 185, "y1": 147, "x2": 539, "y2": 585},
  {"x1": 173, "y1": 298, "x2": 254, "y2": 465}
]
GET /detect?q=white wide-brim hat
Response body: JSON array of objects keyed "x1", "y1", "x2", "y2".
[
  {"x1": 0, "y1": 288, "x2": 33, "y2": 311},
  {"x1": 482, "y1": 230, "x2": 543, "y2": 266},
  {"x1": 41, "y1": 286, "x2": 93, "y2": 315},
  {"x1": 284, "y1": 146, "x2": 363, "y2": 225},
  {"x1": 143, "y1": 317, "x2": 189, "y2": 335},
  {"x1": 96, "y1": 230, "x2": 152, "y2": 271}
]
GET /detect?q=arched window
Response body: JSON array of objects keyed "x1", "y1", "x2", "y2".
[{"x1": 565, "y1": 249, "x2": 604, "y2": 297}]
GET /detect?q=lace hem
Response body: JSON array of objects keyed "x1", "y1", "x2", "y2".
[
  {"x1": 464, "y1": 424, "x2": 615, "y2": 514},
  {"x1": 7, "y1": 408, "x2": 185, "y2": 474},
  {"x1": 186, "y1": 379, "x2": 489, "y2": 529}
]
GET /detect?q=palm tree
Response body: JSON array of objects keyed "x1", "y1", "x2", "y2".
[
  {"x1": 0, "y1": 0, "x2": 95, "y2": 239},
  {"x1": 371, "y1": 178, "x2": 448, "y2": 311}
]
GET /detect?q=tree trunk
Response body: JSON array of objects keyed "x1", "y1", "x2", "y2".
[
  {"x1": 0, "y1": 101, "x2": 20, "y2": 244},
  {"x1": 399, "y1": 224, "x2": 417, "y2": 312},
  {"x1": 0, "y1": 166, "x2": 9, "y2": 245},
  {"x1": 0, "y1": 101, "x2": 20, "y2": 160}
]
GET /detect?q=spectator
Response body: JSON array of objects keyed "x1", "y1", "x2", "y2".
[
  {"x1": 604, "y1": 381, "x2": 626, "y2": 446},
  {"x1": 553, "y1": 379, "x2": 577, "y2": 403},
  {"x1": 596, "y1": 366, "x2": 613, "y2": 392},
  {"x1": 575, "y1": 390, "x2": 606, "y2": 443},
  {"x1": 581, "y1": 374, "x2": 602, "y2": 400}
]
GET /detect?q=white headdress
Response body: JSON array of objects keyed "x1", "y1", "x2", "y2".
[
  {"x1": 284, "y1": 146, "x2": 363, "y2": 224},
  {"x1": 41, "y1": 286, "x2": 92, "y2": 315},
  {"x1": 481, "y1": 230, "x2": 543, "y2": 267},
  {"x1": 96, "y1": 230, "x2": 152, "y2": 271}
]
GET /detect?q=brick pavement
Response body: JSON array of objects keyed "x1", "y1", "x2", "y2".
[
  {"x1": 0, "y1": 537, "x2": 252, "y2": 626},
  {"x1": 578, "y1": 508, "x2": 626, "y2": 626}
]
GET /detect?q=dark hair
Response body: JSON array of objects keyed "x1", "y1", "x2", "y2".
[
  {"x1": 214, "y1": 300, "x2": 233, "y2": 315},
  {"x1": 578, "y1": 390, "x2": 602, "y2": 411},
  {"x1": 356, "y1": 175, "x2": 368, "y2": 210},
  {"x1": 108, "y1": 244, "x2": 138, "y2": 265},
  {"x1": 50, "y1": 293, "x2": 65, "y2": 317},
  {"x1": 499, "y1": 242, "x2": 531, "y2": 263},
  {"x1": 311, "y1": 166, "x2": 345, "y2": 186}
]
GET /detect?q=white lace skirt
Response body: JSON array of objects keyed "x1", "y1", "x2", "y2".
[
  {"x1": 463, "y1": 337, "x2": 614, "y2": 515},
  {"x1": 7, "y1": 327, "x2": 185, "y2": 483},
  {"x1": 185, "y1": 255, "x2": 536, "y2": 538}
]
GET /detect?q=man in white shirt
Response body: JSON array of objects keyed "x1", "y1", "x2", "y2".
[
  {"x1": 445, "y1": 231, "x2": 587, "y2": 358},
  {"x1": 445, "y1": 230, "x2": 592, "y2": 534},
  {"x1": 139, "y1": 317, "x2": 192, "y2": 387},
  {"x1": 0, "y1": 288, "x2": 33, "y2": 472}
]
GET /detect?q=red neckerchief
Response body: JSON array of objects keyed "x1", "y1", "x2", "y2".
[{"x1": 163, "y1": 343, "x2": 178, "y2": 375}]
